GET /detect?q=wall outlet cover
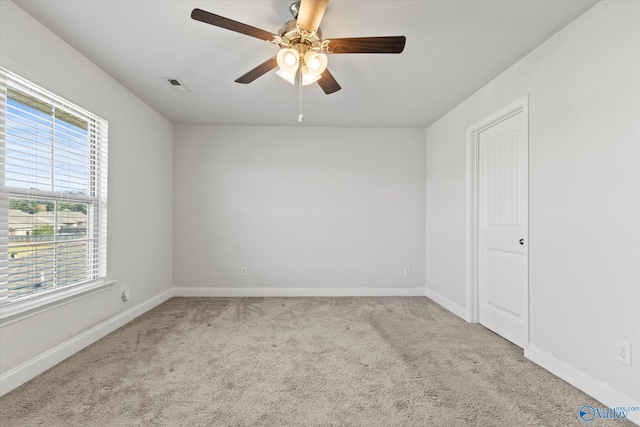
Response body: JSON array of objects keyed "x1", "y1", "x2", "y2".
[{"x1": 616, "y1": 340, "x2": 631, "y2": 366}]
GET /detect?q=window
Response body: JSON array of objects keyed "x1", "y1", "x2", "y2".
[{"x1": 0, "y1": 68, "x2": 108, "y2": 306}]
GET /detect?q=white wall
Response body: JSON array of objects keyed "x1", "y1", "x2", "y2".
[
  {"x1": 174, "y1": 125, "x2": 425, "y2": 295},
  {"x1": 426, "y1": 0, "x2": 639, "y2": 413},
  {"x1": 0, "y1": 0, "x2": 174, "y2": 390}
]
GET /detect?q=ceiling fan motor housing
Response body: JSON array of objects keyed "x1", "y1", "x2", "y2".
[{"x1": 278, "y1": 20, "x2": 324, "y2": 57}]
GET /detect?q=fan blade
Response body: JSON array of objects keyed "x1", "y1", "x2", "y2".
[
  {"x1": 191, "y1": 8, "x2": 276, "y2": 42},
  {"x1": 324, "y1": 36, "x2": 406, "y2": 54},
  {"x1": 235, "y1": 57, "x2": 278, "y2": 84},
  {"x1": 297, "y1": 0, "x2": 329, "y2": 33},
  {"x1": 317, "y1": 68, "x2": 341, "y2": 94}
]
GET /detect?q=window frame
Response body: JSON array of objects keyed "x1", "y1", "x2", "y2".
[{"x1": 0, "y1": 67, "x2": 111, "y2": 323}]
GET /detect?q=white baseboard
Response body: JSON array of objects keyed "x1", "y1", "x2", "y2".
[
  {"x1": 528, "y1": 344, "x2": 640, "y2": 426},
  {"x1": 0, "y1": 288, "x2": 174, "y2": 397},
  {"x1": 173, "y1": 286, "x2": 425, "y2": 298},
  {"x1": 424, "y1": 287, "x2": 469, "y2": 321}
]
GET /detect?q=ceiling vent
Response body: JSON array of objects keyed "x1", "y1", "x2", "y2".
[{"x1": 163, "y1": 77, "x2": 190, "y2": 92}]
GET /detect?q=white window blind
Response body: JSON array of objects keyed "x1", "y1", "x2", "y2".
[{"x1": 0, "y1": 68, "x2": 108, "y2": 304}]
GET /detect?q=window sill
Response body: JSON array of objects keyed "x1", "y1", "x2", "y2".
[{"x1": 0, "y1": 279, "x2": 116, "y2": 327}]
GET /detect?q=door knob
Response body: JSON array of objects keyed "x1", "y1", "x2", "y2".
[{"x1": 519, "y1": 238, "x2": 524, "y2": 245}]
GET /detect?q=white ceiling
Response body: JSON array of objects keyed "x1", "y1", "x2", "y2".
[{"x1": 14, "y1": 0, "x2": 597, "y2": 128}]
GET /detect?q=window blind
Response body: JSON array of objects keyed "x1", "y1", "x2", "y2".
[{"x1": 0, "y1": 68, "x2": 108, "y2": 304}]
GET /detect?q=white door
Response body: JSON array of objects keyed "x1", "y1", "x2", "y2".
[{"x1": 478, "y1": 111, "x2": 527, "y2": 348}]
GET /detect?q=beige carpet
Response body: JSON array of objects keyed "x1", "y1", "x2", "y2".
[{"x1": 0, "y1": 297, "x2": 606, "y2": 426}]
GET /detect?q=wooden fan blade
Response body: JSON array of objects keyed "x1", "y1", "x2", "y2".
[
  {"x1": 317, "y1": 68, "x2": 341, "y2": 94},
  {"x1": 235, "y1": 57, "x2": 278, "y2": 84},
  {"x1": 191, "y1": 8, "x2": 276, "y2": 42},
  {"x1": 297, "y1": 0, "x2": 329, "y2": 33},
  {"x1": 324, "y1": 36, "x2": 406, "y2": 54}
]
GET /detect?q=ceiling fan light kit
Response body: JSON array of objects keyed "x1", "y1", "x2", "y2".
[
  {"x1": 304, "y1": 51, "x2": 328, "y2": 76},
  {"x1": 274, "y1": 48, "x2": 327, "y2": 86},
  {"x1": 191, "y1": 0, "x2": 406, "y2": 120},
  {"x1": 275, "y1": 48, "x2": 300, "y2": 84}
]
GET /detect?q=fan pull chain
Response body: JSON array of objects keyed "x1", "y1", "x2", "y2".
[{"x1": 298, "y1": 67, "x2": 304, "y2": 123}]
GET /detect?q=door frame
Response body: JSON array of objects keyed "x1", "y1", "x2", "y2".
[{"x1": 465, "y1": 95, "x2": 530, "y2": 355}]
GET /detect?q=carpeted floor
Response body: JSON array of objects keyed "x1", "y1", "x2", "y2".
[{"x1": 0, "y1": 297, "x2": 608, "y2": 426}]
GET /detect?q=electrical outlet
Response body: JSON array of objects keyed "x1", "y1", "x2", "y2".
[
  {"x1": 616, "y1": 340, "x2": 631, "y2": 366},
  {"x1": 403, "y1": 267, "x2": 411, "y2": 277},
  {"x1": 240, "y1": 266, "x2": 247, "y2": 276},
  {"x1": 121, "y1": 283, "x2": 130, "y2": 302}
]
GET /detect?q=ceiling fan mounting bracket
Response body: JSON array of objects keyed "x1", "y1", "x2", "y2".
[{"x1": 289, "y1": 1, "x2": 301, "y2": 19}]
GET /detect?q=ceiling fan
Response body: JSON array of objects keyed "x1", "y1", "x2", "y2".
[{"x1": 191, "y1": 0, "x2": 406, "y2": 95}]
